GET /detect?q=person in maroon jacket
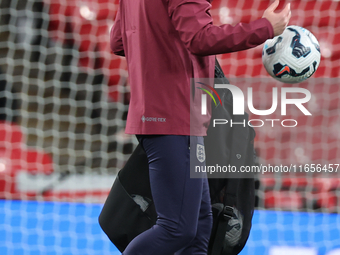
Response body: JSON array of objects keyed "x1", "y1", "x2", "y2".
[{"x1": 110, "y1": 0, "x2": 290, "y2": 254}]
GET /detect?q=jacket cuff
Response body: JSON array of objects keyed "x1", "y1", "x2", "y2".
[{"x1": 259, "y1": 17, "x2": 275, "y2": 39}]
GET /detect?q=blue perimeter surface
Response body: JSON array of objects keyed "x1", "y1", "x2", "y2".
[
  {"x1": 1, "y1": 200, "x2": 340, "y2": 255},
  {"x1": 240, "y1": 210, "x2": 340, "y2": 255},
  {"x1": 0, "y1": 200, "x2": 119, "y2": 255}
]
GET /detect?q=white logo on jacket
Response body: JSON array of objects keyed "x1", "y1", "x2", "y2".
[{"x1": 141, "y1": 115, "x2": 166, "y2": 123}]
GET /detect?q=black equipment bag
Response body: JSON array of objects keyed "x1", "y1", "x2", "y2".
[
  {"x1": 205, "y1": 59, "x2": 256, "y2": 255},
  {"x1": 99, "y1": 59, "x2": 256, "y2": 255},
  {"x1": 98, "y1": 145, "x2": 156, "y2": 252}
]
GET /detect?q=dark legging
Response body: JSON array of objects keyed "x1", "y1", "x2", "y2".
[{"x1": 122, "y1": 135, "x2": 212, "y2": 255}]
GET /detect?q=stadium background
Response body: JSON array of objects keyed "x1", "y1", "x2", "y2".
[{"x1": 0, "y1": 0, "x2": 339, "y2": 254}]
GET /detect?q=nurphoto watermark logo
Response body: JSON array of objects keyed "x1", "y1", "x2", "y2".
[{"x1": 199, "y1": 82, "x2": 312, "y2": 128}]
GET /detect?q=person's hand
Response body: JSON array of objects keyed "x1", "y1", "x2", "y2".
[{"x1": 263, "y1": 0, "x2": 291, "y2": 37}]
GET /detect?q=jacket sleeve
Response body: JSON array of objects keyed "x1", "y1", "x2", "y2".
[
  {"x1": 110, "y1": 8, "x2": 125, "y2": 56},
  {"x1": 167, "y1": 0, "x2": 274, "y2": 56}
]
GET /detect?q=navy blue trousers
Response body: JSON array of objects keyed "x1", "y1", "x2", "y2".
[{"x1": 122, "y1": 135, "x2": 212, "y2": 255}]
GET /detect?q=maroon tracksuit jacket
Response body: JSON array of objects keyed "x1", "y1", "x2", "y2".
[{"x1": 110, "y1": 0, "x2": 274, "y2": 136}]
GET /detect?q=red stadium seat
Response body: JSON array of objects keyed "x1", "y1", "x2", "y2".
[
  {"x1": 262, "y1": 177, "x2": 339, "y2": 211},
  {"x1": 0, "y1": 121, "x2": 23, "y2": 147},
  {"x1": 0, "y1": 122, "x2": 54, "y2": 199},
  {"x1": 264, "y1": 190, "x2": 304, "y2": 209}
]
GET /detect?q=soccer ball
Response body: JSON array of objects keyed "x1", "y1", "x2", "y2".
[{"x1": 262, "y1": 25, "x2": 321, "y2": 84}]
